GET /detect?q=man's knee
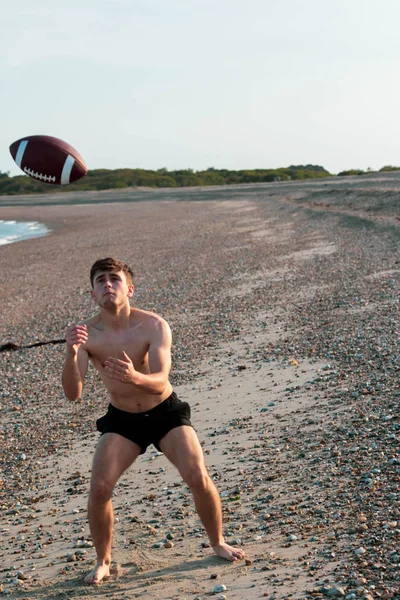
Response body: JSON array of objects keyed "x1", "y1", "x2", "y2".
[
  {"x1": 89, "y1": 477, "x2": 114, "y2": 503},
  {"x1": 182, "y1": 465, "x2": 212, "y2": 492}
]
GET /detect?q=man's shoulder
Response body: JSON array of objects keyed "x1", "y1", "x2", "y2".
[{"x1": 132, "y1": 308, "x2": 170, "y2": 330}]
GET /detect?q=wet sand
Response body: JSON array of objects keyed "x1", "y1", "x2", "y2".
[{"x1": 0, "y1": 175, "x2": 399, "y2": 599}]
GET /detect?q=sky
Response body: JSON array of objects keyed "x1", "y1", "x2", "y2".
[{"x1": 2, "y1": 0, "x2": 400, "y2": 176}]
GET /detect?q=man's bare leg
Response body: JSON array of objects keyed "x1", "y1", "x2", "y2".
[
  {"x1": 84, "y1": 433, "x2": 141, "y2": 584},
  {"x1": 160, "y1": 426, "x2": 245, "y2": 561},
  {"x1": 190, "y1": 468, "x2": 244, "y2": 560},
  {"x1": 85, "y1": 493, "x2": 113, "y2": 583}
]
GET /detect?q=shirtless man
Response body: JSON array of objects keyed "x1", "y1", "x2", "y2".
[{"x1": 62, "y1": 257, "x2": 245, "y2": 585}]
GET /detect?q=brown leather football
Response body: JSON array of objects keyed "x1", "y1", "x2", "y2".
[{"x1": 9, "y1": 135, "x2": 88, "y2": 185}]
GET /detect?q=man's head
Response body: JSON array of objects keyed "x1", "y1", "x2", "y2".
[
  {"x1": 90, "y1": 257, "x2": 133, "y2": 288},
  {"x1": 90, "y1": 257, "x2": 134, "y2": 309}
]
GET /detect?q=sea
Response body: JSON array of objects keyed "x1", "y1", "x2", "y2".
[{"x1": 0, "y1": 220, "x2": 50, "y2": 246}]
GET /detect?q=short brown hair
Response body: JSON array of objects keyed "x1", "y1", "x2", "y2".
[{"x1": 90, "y1": 257, "x2": 134, "y2": 288}]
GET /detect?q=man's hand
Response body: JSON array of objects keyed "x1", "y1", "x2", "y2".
[
  {"x1": 65, "y1": 324, "x2": 88, "y2": 356},
  {"x1": 104, "y1": 351, "x2": 138, "y2": 384}
]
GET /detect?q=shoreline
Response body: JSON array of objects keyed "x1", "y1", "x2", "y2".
[
  {"x1": 0, "y1": 219, "x2": 51, "y2": 247},
  {"x1": 0, "y1": 182, "x2": 399, "y2": 599}
]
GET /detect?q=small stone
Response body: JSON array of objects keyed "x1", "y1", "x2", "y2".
[
  {"x1": 357, "y1": 515, "x2": 367, "y2": 523},
  {"x1": 75, "y1": 539, "x2": 93, "y2": 548},
  {"x1": 213, "y1": 584, "x2": 227, "y2": 593},
  {"x1": 325, "y1": 587, "x2": 346, "y2": 597}
]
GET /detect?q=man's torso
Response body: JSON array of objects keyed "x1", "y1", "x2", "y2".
[{"x1": 82, "y1": 308, "x2": 172, "y2": 412}]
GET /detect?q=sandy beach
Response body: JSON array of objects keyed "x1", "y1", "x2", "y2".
[{"x1": 0, "y1": 175, "x2": 399, "y2": 600}]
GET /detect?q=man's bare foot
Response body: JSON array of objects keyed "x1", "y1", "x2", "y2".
[
  {"x1": 213, "y1": 542, "x2": 246, "y2": 561},
  {"x1": 84, "y1": 563, "x2": 110, "y2": 584}
]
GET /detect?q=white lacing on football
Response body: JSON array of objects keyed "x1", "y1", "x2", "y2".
[{"x1": 24, "y1": 167, "x2": 56, "y2": 183}]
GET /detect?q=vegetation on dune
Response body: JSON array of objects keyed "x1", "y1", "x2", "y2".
[
  {"x1": 338, "y1": 165, "x2": 400, "y2": 176},
  {"x1": 0, "y1": 165, "x2": 331, "y2": 195},
  {"x1": 379, "y1": 165, "x2": 400, "y2": 172},
  {"x1": 2, "y1": 163, "x2": 400, "y2": 195},
  {"x1": 337, "y1": 169, "x2": 366, "y2": 176}
]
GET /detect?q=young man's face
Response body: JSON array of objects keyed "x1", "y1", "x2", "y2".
[{"x1": 90, "y1": 270, "x2": 134, "y2": 309}]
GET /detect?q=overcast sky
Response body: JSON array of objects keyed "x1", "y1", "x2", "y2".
[{"x1": 2, "y1": 0, "x2": 400, "y2": 176}]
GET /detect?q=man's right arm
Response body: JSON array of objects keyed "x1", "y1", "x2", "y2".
[{"x1": 62, "y1": 324, "x2": 89, "y2": 401}]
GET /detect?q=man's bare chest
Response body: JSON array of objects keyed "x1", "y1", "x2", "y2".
[{"x1": 87, "y1": 332, "x2": 149, "y2": 369}]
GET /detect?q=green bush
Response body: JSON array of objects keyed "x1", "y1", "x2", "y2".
[{"x1": 337, "y1": 169, "x2": 365, "y2": 177}]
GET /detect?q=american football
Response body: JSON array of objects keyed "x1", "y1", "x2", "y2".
[{"x1": 9, "y1": 135, "x2": 88, "y2": 185}]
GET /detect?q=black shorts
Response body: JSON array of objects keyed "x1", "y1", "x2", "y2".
[{"x1": 96, "y1": 391, "x2": 192, "y2": 454}]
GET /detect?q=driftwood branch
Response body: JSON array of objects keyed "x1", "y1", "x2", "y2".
[{"x1": 0, "y1": 339, "x2": 65, "y2": 352}]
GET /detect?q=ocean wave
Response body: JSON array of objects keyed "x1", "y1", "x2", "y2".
[
  {"x1": 0, "y1": 221, "x2": 51, "y2": 246},
  {"x1": 0, "y1": 235, "x2": 20, "y2": 245}
]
